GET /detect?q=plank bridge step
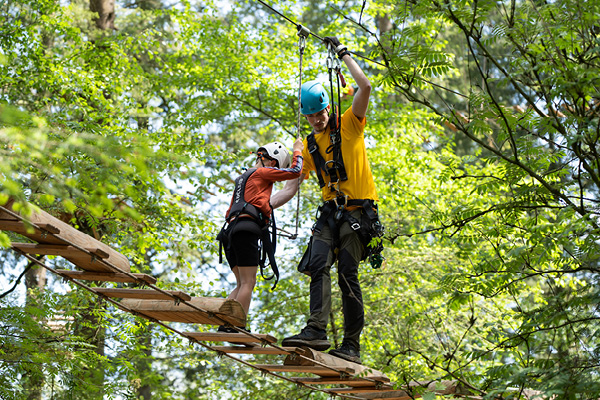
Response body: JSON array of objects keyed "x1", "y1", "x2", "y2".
[
  {"x1": 56, "y1": 270, "x2": 157, "y2": 285},
  {"x1": 184, "y1": 331, "x2": 277, "y2": 345},
  {"x1": 94, "y1": 288, "x2": 191, "y2": 302}
]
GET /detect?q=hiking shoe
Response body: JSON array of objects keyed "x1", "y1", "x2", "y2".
[
  {"x1": 281, "y1": 326, "x2": 331, "y2": 351},
  {"x1": 329, "y1": 342, "x2": 361, "y2": 364},
  {"x1": 217, "y1": 325, "x2": 250, "y2": 333}
]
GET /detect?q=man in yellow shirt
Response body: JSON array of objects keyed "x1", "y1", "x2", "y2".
[{"x1": 282, "y1": 36, "x2": 383, "y2": 364}]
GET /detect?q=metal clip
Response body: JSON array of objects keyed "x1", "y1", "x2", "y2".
[
  {"x1": 326, "y1": 53, "x2": 333, "y2": 69},
  {"x1": 334, "y1": 208, "x2": 344, "y2": 222},
  {"x1": 328, "y1": 181, "x2": 340, "y2": 193},
  {"x1": 333, "y1": 195, "x2": 347, "y2": 208},
  {"x1": 297, "y1": 24, "x2": 310, "y2": 38}
]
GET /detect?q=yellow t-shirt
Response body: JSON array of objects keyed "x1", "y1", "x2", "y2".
[{"x1": 302, "y1": 106, "x2": 378, "y2": 202}]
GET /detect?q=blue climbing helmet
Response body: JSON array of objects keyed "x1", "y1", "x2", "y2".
[{"x1": 300, "y1": 80, "x2": 329, "y2": 115}]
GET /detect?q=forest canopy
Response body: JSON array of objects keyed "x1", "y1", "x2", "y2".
[{"x1": 1, "y1": 0, "x2": 599, "y2": 399}]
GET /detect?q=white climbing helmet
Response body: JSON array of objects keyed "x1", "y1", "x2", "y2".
[{"x1": 257, "y1": 142, "x2": 291, "y2": 169}]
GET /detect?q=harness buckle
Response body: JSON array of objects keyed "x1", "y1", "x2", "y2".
[
  {"x1": 333, "y1": 195, "x2": 347, "y2": 208},
  {"x1": 328, "y1": 181, "x2": 341, "y2": 193}
]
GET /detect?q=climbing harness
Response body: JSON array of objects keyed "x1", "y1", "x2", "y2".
[
  {"x1": 303, "y1": 42, "x2": 385, "y2": 271},
  {"x1": 216, "y1": 168, "x2": 280, "y2": 289}
]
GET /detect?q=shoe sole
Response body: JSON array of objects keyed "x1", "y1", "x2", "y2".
[
  {"x1": 329, "y1": 351, "x2": 362, "y2": 364},
  {"x1": 281, "y1": 338, "x2": 331, "y2": 351}
]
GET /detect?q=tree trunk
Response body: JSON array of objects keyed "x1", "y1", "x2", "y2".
[
  {"x1": 135, "y1": 324, "x2": 153, "y2": 400},
  {"x1": 90, "y1": 0, "x2": 116, "y2": 30},
  {"x1": 23, "y1": 265, "x2": 47, "y2": 400}
]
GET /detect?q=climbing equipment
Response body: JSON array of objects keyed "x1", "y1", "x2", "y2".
[
  {"x1": 296, "y1": 24, "x2": 310, "y2": 138},
  {"x1": 300, "y1": 80, "x2": 329, "y2": 115},
  {"x1": 297, "y1": 199, "x2": 384, "y2": 273},
  {"x1": 216, "y1": 168, "x2": 280, "y2": 289},
  {"x1": 257, "y1": 142, "x2": 291, "y2": 169},
  {"x1": 290, "y1": 24, "x2": 311, "y2": 240},
  {"x1": 302, "y1": 42, "x2": 385, "y2": 270}
]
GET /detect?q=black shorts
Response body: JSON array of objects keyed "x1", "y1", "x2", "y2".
[{"x1": 224, "y1": 222, "x2": 261, "y2": 268}]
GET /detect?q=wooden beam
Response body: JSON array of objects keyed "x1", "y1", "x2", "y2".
[
  {"x1": 210, "y1": 346, "x2": 306, "y2": 355},
  {"x1": 355, "y1": 394, "x2": 413, "y2": 400},
  {"x1": 94, "y1": 288, "x2": 191, "y2": 302},
  {"x1": 0, "y1": 220, "x2": 60, "y2": 235},
  {"x1": 11, "y1": 243, "x2": 109, "y2": 259},
  {"x1": 357, "y1": 380, "x2": 480, "y2": 400},
  {"x1": 289, "y1": 377, "x2": 393, "y2": 388},
  {"x1": 324, "y1": 387, "x2": 396, "y2": 394},
  {"x1": 55, "y1": 270, "x2": 156, "y2": 284},
  {"x1": 119, "y1": 297, "x2": 246, "y2": 327},
  {"x1": 12, "y1": 243, "x2": 117, "y2": 273},
  {"x1": 253, "y1": 364, "x2": 356, "y2": 376},
  {"x1": 284, "y1": 347, "x2": 389, "y2": 382},
  {"x1": 1, "y1": 199, "x2": 130, "y2": 272},
  {"x1": 184, "y1": 331, "x2": 276, "y2": 345}
]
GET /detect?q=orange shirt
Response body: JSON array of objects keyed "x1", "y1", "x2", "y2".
[{"x1": 226, "y1": 151, "x2": 303, "y2": 219}]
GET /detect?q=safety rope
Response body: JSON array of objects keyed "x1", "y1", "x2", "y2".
[
  {"x1": 290, "y1": 25, "x2": 310, "y2": 240},
  {"x1": 1, "y1": 204, "x2": 389, "y2": 399}
]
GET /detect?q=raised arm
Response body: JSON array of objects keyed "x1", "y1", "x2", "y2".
[
  {"x1": 270, "y1": 175, "x2": 304, "y2": 209},
  {"x1": 324, "y1": 36, "x2": 372, "y2": 120}
]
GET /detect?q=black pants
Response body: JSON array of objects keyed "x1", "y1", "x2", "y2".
[{"x1": 306, "y1": 209, "x2": 364, "y2": 350}]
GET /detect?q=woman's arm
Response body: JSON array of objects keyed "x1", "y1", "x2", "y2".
[{"x1": 270, "y1": 174, "x2": 305, "y2": 209}]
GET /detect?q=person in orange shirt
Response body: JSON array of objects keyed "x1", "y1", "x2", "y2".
[
  {"x1": 217, "y1": 138, "x2": 303, "y2": 332},
  {"x1": 282, "y1": 37, "x2": 383, "y2": 364}
]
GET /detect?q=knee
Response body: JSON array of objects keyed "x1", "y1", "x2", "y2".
[{"x1": 241, "y1": 275, "x2": 257, "y2": 287}]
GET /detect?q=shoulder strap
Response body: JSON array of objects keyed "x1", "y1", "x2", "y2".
[
  {"x1": 306, "y1": 116, "x2": 348, "y2": 191},
  {"x1": 307, "y1": 132, "x2": 327, "y2": 188},
  {"x1": 229, "y1": 168, "x2": 263, "y2": 222},
  {"x1": 328, "y1": 114, "x2": 348, "y2": 182}
]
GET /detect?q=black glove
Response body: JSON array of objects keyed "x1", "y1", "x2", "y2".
[{"x1": 324, "y1": 36, "x2": 350, "y2": 59}]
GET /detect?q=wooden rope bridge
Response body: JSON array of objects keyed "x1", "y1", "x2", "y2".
[{"x1": 1, "y1": 199, "x2": 476, "y2": 400}]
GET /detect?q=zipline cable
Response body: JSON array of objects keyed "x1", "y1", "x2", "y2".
[
  {"x1": 255, "y1": 0, "x2": 469, "y2": 100},
  {"x1": 255, "y1": 0, "x2": 382, "y2": 67}
]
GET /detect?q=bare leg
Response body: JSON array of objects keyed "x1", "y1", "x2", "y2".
[
  {"x1": 228, "y1": 266, "x2": 242, "y2": 300},
  {"x1": 229, "y1": 265, "x2": 258, "y2": 315}
]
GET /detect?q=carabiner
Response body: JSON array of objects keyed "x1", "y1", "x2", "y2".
[{"x1": 297, "y1": 24, "x2": 310, "y2": 38}]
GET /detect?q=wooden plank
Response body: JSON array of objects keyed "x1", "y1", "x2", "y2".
[
  {"x1": 356, "y1": 394, "x2": 413, "y2": 400},
  {"x1": 357, "y1": 380, "x2": 477, "y2": 400},
  {"x1": 119, "y1": 297, "x2": 246, "y2": 327},
  {"x1": 324, "y1": 387, "x2": 396, "y2": 394},
  {"x1": 94, "y1": 288, "x2": 191, "y2": 301},
  {"x1": 211, "y1": 346, "x2": 306, "y2": 355},
  {"x1": 284, "y1": 347, "x2": 389, "y2": 382},
  {"x1": 56, "y1": 270, "x2": 157, "y2": 284},
  {"x1": 0, "y1": 220, "x2": 60, "y2": 235},
  {"x1": 12, "y1": 243, "x2": 114, "y2": 273},
  {"x1": 290, "y1": 377, "x2": 393, "y2": 388},
  {"x1": 253, "y1": 364, "x2": 355, "y2": 376},
  {"x1": 13, "y1": 243, "x2": 108, "y2": 258},
  {"x1": 184, "y1": 331, "x2": 276, "y2": 345},
  {"x1": 2, "y1": 199, "x2": 130, "y2": 272}
]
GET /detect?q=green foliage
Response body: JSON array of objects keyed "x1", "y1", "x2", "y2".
[{"x1": 2, "y1": 0, "x2": 600, "y2": 398}]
